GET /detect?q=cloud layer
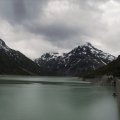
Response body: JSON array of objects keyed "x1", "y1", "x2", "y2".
[{"x1": 0, "y1": 0, "x2": 120, "y2": 58}]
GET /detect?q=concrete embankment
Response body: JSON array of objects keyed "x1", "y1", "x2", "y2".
[
  {"x1": 116, "y1": 80, "x2": 120, "y2": 110},
  {"x1": 116, "y1": 80, "x2": 120, "y2": 94}
]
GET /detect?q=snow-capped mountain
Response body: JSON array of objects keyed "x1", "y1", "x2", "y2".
[
  {"x1": 35, "y1": 43, "x2": 116, "y2": 76},
  {"x1": 0, "y1": 39, "x2": 41, "y2": 75},
  {"x1": 0, "y1": 39, "x2": 10, "y2": 51},
  {"x1": 0, "y1": 39, "x2": 116, "y2": 76}
]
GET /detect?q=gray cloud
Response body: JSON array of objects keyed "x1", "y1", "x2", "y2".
[
  {"x1": 12, "y1": 0, "x2": 27, "y2": 22},
  {"x1": 26, "y1": 23, "x2": 80, "y2": 41},
  {"x1": 0, "y1": 0, "x2": 120, "y2": 58},
  {"x1": 0, "y1": 0, "x2": 49, "y2": 24}
]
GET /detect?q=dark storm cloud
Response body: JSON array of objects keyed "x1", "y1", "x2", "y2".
[
  {"x1": 0, "y1": 0, "x2": 120, "y2": 58},
  {"x1": 0, "y1": 0, "x2": 107, "y2": 24},
  {"x1": 26, "y1": 23, "x2": 81, "y2": 41},
  {"x1": 0, "y1": 0, "x2": 107, "y2": 32},
  {"x1": 0, "y1": 0, "x2": 49, "y2": 24},
  {"x1": 16, "y1": 0, "x2": 108, "y2": 44},
  {"x1": 12, "y1": 0, "x2": 26, "y2": 22}
]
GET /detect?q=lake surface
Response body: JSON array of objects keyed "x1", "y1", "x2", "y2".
[{"x1": 0, "y1": 76, "x2": 119, "y2": 120}]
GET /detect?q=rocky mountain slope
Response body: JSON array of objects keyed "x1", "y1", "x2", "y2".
[
  {"x1": 0, "y1": 39, "x2": 41, "y2": 75},
  {"x1": 83, "y1": 55, "x2": 120, "y2": 78},
  {"x1": 35, "y1": 43, "x2": 115, "y2": 76}
]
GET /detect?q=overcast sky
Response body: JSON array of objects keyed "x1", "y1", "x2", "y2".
[{"x1": 0, "y1": 0, "x2": 120, "y2": 58}]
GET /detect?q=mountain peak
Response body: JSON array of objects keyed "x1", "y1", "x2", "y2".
[
  {"x1": 76, "y1": 42, "x2": 95, "y2": 51},
  {"x1": 0, "y1": 39, "x2": 10, "y2": 51},
  {"x1": 35, "y1": 42, "x2": 116, "y2": 76},
  {"x1": 0, "y1": 38, "x2": 41, "y2": 75},
  {"x1": 83, "y1": 42, "x2": 94, "y2": 49},
  {"x1": 0, "y1": 39, "x2": 6, "y2": 46},
  {"x1": 86, "y1": 42, "x2": 92, "y2": 46}
]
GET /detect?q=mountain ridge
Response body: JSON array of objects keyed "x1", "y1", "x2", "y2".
[
  {"x1": 0, "y1": 39, "x2": 116, "y2": 76},
  {"x1": 0, "y1": 39, "x2": 42, "y2": 75},
  {"x1": 35, "y1": 42, "x2": 115, "y2": 76},
  {"x1": 83, "y1": 55, "x2": 120, "y2": 78}
]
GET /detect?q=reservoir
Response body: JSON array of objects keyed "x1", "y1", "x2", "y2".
[{"x1": 0, "y1": 76, "x2": 119, "y2": 120}]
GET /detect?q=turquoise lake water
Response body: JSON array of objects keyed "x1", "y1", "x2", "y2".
[{"x1": 0, "y1": 76, "x2": 119, "y2": 120}]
